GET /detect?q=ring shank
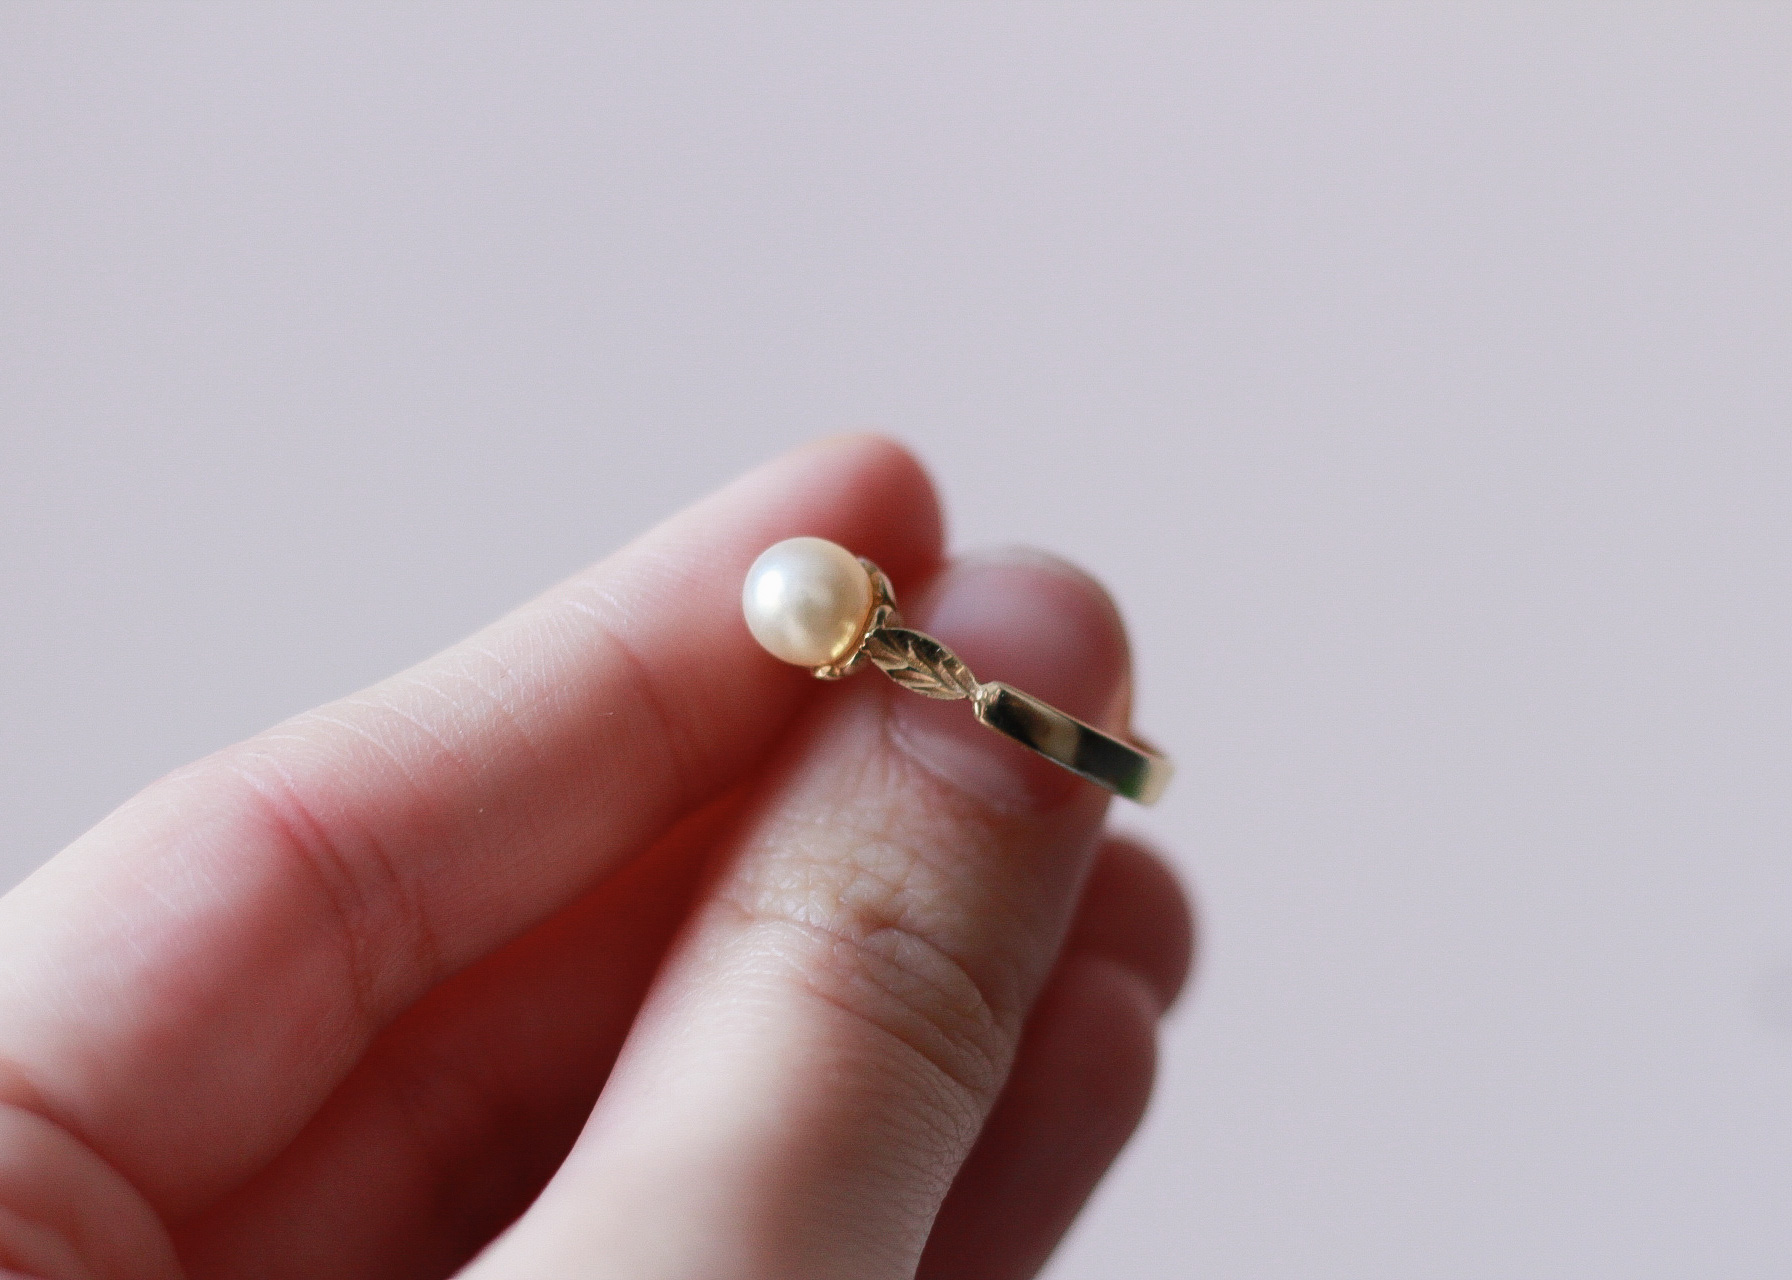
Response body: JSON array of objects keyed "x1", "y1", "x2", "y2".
[{"x1": 972, "y1": 682, "x2": 1173, "y2": 805}]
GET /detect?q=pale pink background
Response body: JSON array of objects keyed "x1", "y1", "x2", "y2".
[{"x1": 4, "y1": 6, "x2": 1790, "y2": 1276}]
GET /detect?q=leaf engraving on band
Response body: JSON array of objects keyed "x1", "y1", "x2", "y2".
[{"x1": 863, "y1": 627, "x2": 980, "y2": 700}]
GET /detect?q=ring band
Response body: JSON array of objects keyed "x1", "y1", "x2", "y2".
[
  {"x1": 970, "y1": 681, "x2": 1172, "y2": 806},
  {"x1": 741, "y1": 539, "x2": 1173, "y2": 805}
]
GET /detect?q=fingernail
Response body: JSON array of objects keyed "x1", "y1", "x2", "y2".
[{"x1": 885, "y1": 549, "x2": 1132, "y2": 812}]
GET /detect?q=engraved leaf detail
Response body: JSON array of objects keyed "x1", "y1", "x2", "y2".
[{"x1": 864, "y1": 628, "x2": 980, "y2": 700}]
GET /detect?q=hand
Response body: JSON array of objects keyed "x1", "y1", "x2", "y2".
[{"x1": 0, "y1": 437, "x2": 1192, "y2": 1280}]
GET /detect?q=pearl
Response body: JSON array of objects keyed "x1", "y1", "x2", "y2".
[{"x1": 742, "y1": 536, "x2": 874, "y2": 667}]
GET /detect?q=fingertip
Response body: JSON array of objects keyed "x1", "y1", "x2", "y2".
[
  {"x1": 778, "y1": 432, "x2": 946, "y2": 584},
  {"x1": 1036, "y1": 952, "x2": 1160, "y2": 1122},
  {"x1": 914, "y1": 549, "x2": 1130, "y2": 727},
  {"x1": 1069, "y1": 836, "x2": 1197, "y2": 1014},
  {"x1": 889, "y1": 549, "x2": 1133, "y2": 812}
]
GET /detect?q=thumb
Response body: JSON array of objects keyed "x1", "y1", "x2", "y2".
[{"x1": 465, "y1": 549, "x2": 1131, "y2": 1278}]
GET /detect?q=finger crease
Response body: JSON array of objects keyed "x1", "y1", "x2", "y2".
[{"x1": 222, "y1": 754, "x2": 443, "y2": 1035}]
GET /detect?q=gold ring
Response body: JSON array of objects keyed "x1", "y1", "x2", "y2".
[{"x1": 742, "y1": 537, "x2": 1174, "y2": 805}]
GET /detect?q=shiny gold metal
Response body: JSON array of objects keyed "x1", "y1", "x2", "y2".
[{"x1": 811, "y1": 556, "x2": 1173, "y2": 805}]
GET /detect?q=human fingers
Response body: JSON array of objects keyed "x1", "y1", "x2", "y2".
[
  {"x1": 1060, "y1": 834, "x2": 1195, "y2": 1014},
  {"x1": 465, "y1": 550, "x2": 1135, "y2": 1279},
  {"x1": 177, "y1": 833, "x2": 1188, "y2": 1280},
  {"x1": 172, "y1": 793, "x2": 735, "y2": 1279},
  {"x1": 917, "y1": 836, "x2": 1195, "y2": 1280},
  {"x1": 0, "y1": 435, "x2": 941, "y2": 1229}
]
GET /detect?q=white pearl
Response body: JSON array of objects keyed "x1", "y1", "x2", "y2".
[{"x1": 742, "y1": 536, "x2": 874, "y2": 667}]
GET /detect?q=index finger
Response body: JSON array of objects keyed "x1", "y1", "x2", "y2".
[{"x1": 0, "y1": 434, "x2": 942, "y2": 1219}]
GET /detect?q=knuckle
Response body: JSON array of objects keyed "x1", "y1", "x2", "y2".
[
  {"x1": 718, "y1": 807, "x2": 1027, "y2": 1119},
  {"x1": 196, "y1": 735, "x2": 443, "y2": 1027}
]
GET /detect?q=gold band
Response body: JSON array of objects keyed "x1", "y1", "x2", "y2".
[
  {"x1": 972, "y1": 682, "x2": 1172, "y2": 805},
  {"x1": 815, "y1": 558, "x2": 1173, "y2": 805}
]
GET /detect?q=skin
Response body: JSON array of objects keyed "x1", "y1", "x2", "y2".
[{"x1": 0, "y1": 436, "x2": 1193, "y2": 1279}]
